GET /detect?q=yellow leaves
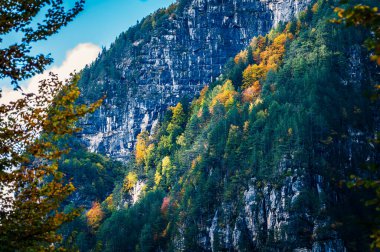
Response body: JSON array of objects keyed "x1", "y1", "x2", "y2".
[
  {"x1": 288, "y1": 128, "x2": 293, "y2": 136},
  {"x1": 162, "y1": 156, "x2": 172, "y2": 175},
  {"x1": 169, "y1": 102, "x2": 183, "y2": 115},
  {"x1": 169, "y1": 102, "x2": 185, "y2": 126},
  {"x1": 371, "y1": 55, "x2": 380, "y2": 66},
  {"x1": 154, "y1": 170, "x2": 162, "y2": 186},
  {"x1": 0, "y1": 73, "x2": 102, "y2": 249},
  {"x1": 105, "y1": 194, "x2": 115, "y2": 211},
  {"x1": 135, "y1": 131, "x2": 150, "y2": 165},
  {"x1": 335, "y1": 5, "x2": 378, "y2": 21},
  {"x1": 86, "y1": 202, "x2": 104, "y2": 229},
  {"x1": 242, "y1": 64, "x2": 265, "y2": 89},
  {"x1": 239, "y1": 31, "x2": 292, "y2": 103},
  {"x1": 332, "y1": 4, "x2": 379, "y2": 67},
  {"x1": 123, "y1": 171, "x2": 138, "y2": 191},
  {"x1": 234, "y1": 49, "x2": 248, "y2": 64},
  {"x1": 153, "y1": 156, "x2": 177, "y2": 187},
  {"x1": 265, "y1": 33, "x2": 287, "y2": 66},
  {"x1": 334, "y1": 7, "x2": 345, "y2": 19},
  {"x1": 197, "y1": 108, "x2": 203, "y2": 118},
  {"x1": 176, "y1": 133, "x2": 186, "y2": 146},
  {"x1": 243, "y1": 121, "x2": 250, "y2": 133},
  {"x1": 210, "y1": 80, "x2": 237, "y2": 112}
]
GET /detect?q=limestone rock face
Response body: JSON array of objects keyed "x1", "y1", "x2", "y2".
[
  {"x1": 190, "y1": 165, "x2": 349, "y2": 251},
  {"x1": 79, "y1": 0, "x2": 311, "y2": 160}
]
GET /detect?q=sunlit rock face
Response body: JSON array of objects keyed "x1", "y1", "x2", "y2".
[{"x1": 79, "y1": 0, "x2": 311, "y2": 160}]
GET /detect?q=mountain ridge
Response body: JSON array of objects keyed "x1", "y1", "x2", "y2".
[
  {"x1": 78, "y1": 0, "x2": 311, "y2": 160},
  {"x1": 63, "y1": 0, "x2": 380, "y2": 250}
]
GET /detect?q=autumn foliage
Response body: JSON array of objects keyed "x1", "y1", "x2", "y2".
[
  {"x1": 210, "y1": 80, "x2": 237, "y2": 112},
  {"x1": 86, "y1": 202, "x2": 104, "y2": 229},
  {"x1": 333, "y1": 3, "x2": 380, "y2": 65},
  {"x1": 242, "y1": 82, "x2": 261, "y2": 103},
  {"x1": 0, "y1": 73, "x2": 102, "y2": 251},
  {"x1": 160, "y1": 197, "x2": 170, "y2": 215},
  {"x1": 123, "y1": 171, "x2": 138, "y2": 191},
  {"x1": 241, "y1": 32, "x2": 291, "y2": 90},
  {"x1": 135, "y1": 131, "x2": 150, "y2": 165}
]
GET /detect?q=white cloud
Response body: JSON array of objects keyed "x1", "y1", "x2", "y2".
[{"x1": 0, "y1": 43, "x2": 101, "y2": 104}]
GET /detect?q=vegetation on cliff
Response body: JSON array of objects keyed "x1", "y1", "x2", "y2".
[{"x1": 62, "y1": 0, "x2": 379, "y2": 251}]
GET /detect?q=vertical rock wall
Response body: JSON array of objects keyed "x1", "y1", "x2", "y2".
[{"x1": 79, "y1": 0, "x2": 311, "y2": 160}]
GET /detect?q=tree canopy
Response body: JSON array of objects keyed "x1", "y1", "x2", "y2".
[
  {"x1": 0, "y1": 0, "x2": 85, "y2": 87},
  {"x1": 0, "y1": 74, "x2": 102, "y2": 251}
]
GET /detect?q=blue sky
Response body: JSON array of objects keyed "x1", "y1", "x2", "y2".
[
  {"x1": 0, "y1": 0, "x2": 174, "y2": 91},
  {"x1": 34, "y1": 0, "x2": 175, "y2": 65}
]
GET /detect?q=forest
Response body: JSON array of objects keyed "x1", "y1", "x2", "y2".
[
  {"x1": 61, "y1": 0, "x2": 380, "y2": 251},
  {"x1": 0, "y1": 0, "x2": 379, "y2": 251}
]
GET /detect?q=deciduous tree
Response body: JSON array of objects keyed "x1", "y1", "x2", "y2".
[
  {"x1": 0, "y1": 74, "x2": 102, "y2": 251},
  {"x1": 0, "y1": 0, "x2": 85, "y2": 87}
]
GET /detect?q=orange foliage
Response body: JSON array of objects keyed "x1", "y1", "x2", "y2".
[
  {"x1": 194, "y1": 86, "x2": 209, "y2": 107},
  {"x1": 261, "y1": 33, "x2": 288, "y2": 70},
  {"x1": 212, "y1": 91, "x2": 235, "y2": 107},
  {"x1": 242, "y1": 81, "x2": 261, "y2": 102},
  {"x1": 161, "y1": 197, "x2": 170, "y2": 215},
  {"x1": 242, "y1": 64, "x2": 265, "y2": 89},
  {"x1": 241, "y1": 31, "x2": 293, "y2": 102},
  {"x1": 86, "y1": 202, "x2": 104, "y2": 229},
  {"x1": 234, "y1": 49, "x2": 248, "y2": 64},
  {"x1": 312, "y1": 3, "x2": 319, "y2": 13},
  {"x1": 200, "y1": 85, "x2": 209, "y2": 96},
  {"x1": 0, "y1": 74, "x2": 102, "y2": 250},
  {"x1": 257, "y1": 35, "x2": 267, "y2": 50},
  {"x1": 191, "y1": 155, "x2": 202, "y2": 170}
]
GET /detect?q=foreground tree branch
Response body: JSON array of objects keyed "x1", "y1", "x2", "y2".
[
  {"x1": 0, "y1": 0, "x2": 85, "y2": 87},
  {"x1": 0, "y1": 73, "x2": 102, "y2": 251}
]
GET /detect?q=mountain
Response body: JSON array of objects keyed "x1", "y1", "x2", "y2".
[
  {"x1": 64, "y1": 0, "x2": 379, "y2": 251},
  {"x1": 78, "y1": 0, "x2": 311, "y2": 160}
]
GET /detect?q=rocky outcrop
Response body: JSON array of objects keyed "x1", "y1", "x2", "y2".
[
  {"x1": 193, "y1": 171, "x2": 346, "y2": 251},
  {"x1": 79, "y1": 0, "x2": 311, "y2": 160}
]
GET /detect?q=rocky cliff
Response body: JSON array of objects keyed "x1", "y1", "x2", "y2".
[
  {"x1": 79, "y1": 0, "x2": 311, "y2": 160},
  {"x1": 64, "y1": 0, "x2": 380, "y2": 251}
]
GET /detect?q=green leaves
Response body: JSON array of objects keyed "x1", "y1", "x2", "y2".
[{"x1": 0, "y1": 0, "x2": 85, "y2": 86}]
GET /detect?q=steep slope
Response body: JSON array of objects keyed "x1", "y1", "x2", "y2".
[
  {"x1": 67, "y1": 0, "x2": 379, "y2": 251},
  {"x1": 78, "y1": 0, "x2": 311, "y2": 160}
]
